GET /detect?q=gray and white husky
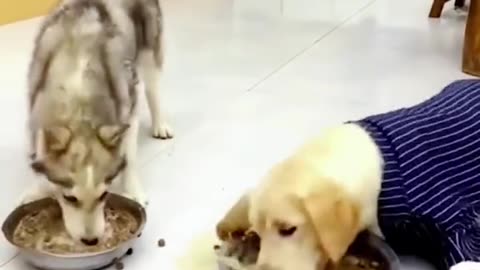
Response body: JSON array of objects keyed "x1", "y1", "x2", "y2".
[{"x1": 22, "y1": 0, "x2": 173, "y2": 246}]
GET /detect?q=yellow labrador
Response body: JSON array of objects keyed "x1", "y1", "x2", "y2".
[{"x1": 217, "y1": 124, "x2": 383, "y2": 270}]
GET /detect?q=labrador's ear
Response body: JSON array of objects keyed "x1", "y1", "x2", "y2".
[
  {"x1": 302, "y1": 188, "x2": 360, "y2": 263},
  {"x1": 216, "y1": 192, "x2": 251, "y2": 241}
]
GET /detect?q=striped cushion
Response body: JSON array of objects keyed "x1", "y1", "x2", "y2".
[{"x1": 355, "y1": 79, "x2": 480, "y2": 270}]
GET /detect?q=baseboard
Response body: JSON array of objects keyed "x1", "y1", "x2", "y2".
[{"x1": 0, "y1": 0, "x2": 58, "y2": 26}]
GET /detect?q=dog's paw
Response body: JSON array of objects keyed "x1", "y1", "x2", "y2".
[{"x1": 152, "y1": 122, "x2": 174, "y2": 140}]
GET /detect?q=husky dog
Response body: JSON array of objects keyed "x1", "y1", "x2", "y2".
[{"x1": 22, "y1": 0, "x2": 173, "y2": 245}]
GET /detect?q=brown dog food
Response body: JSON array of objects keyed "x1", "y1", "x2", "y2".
[
  {"x1": 217, "y1": 231, "x2": 260, "y2": 266},
  {"x1": 218, "y1": 232, "x2": 383, "y2": 270},
  {"x1": 340, "y1": 255, "x2": 381, "y2": 270},
  {"x1": 13, "y1": 206, "x2": 138, "y2": 254},
  {"x1": 114, "y1": 261, "x2": 124, "y2": 270}
]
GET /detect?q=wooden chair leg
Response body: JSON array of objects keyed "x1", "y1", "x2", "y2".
[
  {"x1": 455, "y1": 0, "x2": 465, "y2": 8},
  {"x1": 462, "y1": 0, "x2": 480, "y2": 76},
  {"x1": 429, "y1": 0, "x2": 447, "y2": 18}
]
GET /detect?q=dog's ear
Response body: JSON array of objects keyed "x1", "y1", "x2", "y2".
[
  {"x1": 30, "y1": 159, "x2": 73, "y2": 187},
  {"x1": 216, "y1": 192, "x2": 251, "y2": 241},
  {"x1": 44, "y1": 126, "x2": 72, "y2": 153},
  {"x1": 97, "y1": 124, "x2": 130, "y2": 148},
  {"x1": 302, "y1": 189, "x2": 360, "y2": 263},
  {"x1": 31, "y1": 159, "x2": 46, "y2": 174}
]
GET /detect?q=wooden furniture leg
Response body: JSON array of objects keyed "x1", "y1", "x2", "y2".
[
  {"x1": 463, "y1": 0, "x2": 480, "y2": 77},
  {"x1": 454, "y1": 0, "x2": 465, "y2": 8},
  {"x1": 429, "y1": 0, "x2": 447, "y2": 18}
]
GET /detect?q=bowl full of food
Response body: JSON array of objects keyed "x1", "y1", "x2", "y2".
[
  {"x1": 215, "y1": 230, "x2": 400, "y2": 270},
  {"x1": 2, "y1": 194, "x2": 146, "y2": 270}
]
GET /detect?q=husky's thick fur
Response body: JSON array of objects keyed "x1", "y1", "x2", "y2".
[{"x1": 23, "y1": 0, "x2": 172, "y2": 245}]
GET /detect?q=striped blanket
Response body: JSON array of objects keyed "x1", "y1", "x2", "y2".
[{"x1": 356, "y1": 79, "x2": 480, "y2": 270}]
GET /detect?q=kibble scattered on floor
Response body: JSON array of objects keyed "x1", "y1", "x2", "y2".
[
  {"x1": 114, "y1": 261, "x2": 124, "y2": 270},
  {"x1": 157, "y1": 238, "x2": 165, "y2": 247}
]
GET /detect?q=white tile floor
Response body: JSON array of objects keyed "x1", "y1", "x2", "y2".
[{"x1": 0, "y1": 0, "x2": 474, "y2": 269}]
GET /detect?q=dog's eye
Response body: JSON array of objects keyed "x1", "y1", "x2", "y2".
[
  {"x1": 278, "y1": 226, "x2": 297, "y2": 237},
  {"x1": 99, "y1": 192, "x2": 108, "y2": 201},
  {"x1": 63, "y1": 195, "x2": 78, "y2": 204}
]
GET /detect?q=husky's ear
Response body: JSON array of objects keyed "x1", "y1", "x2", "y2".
[
  {"x1": 30, "y1": 159, "x2": 73, "y2": 187},
  {"x1": 97, "y1": 124, "x2": 130, "y2": 148},
  {"x1": 302, "y1": 187, "x2": 360, "y2": 264},
  {"x1": 31, "y1": 159, "x2": 46, "y2": 174},
  {"x1": 43, "y1": 126, "x2": 72, "y2": 153}
]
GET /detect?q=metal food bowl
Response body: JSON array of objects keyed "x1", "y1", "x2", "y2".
[
  {"x1": 217, "y1": 231, "x2": 401, "y2": 270},
  {"x1": 345, "y1": 231, "x2": 401, "y2": 270},
  {"x1": 2, "y1": 194, "x2": 146, "y2": 270}
]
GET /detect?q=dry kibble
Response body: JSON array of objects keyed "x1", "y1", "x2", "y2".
[
  {"x1": 220, "y1": 232, "x2": 260, "y2": 266},
  {"x1": 13, "y1": 206, "x2": 138, "y2": 254},
  {"x1": 157, "y1": 238, "x2": 165, "y2": 247},
  {"x1": 343, "y1": 255, "x2": 360, "y2": 265},
  {"x1": 114, "y1": 261, "x2": 124, "y2": 270},
  {"x1": 218, "y1": 231, "x2": 383, "y2": 270},
  {"x1": 338, "y1": 255, "x2": 381, "y2": 270}
]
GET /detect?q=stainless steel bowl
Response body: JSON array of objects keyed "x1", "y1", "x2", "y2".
[
  {"x1": 346, "y1": 231, "x2": 401, "y2": 270},
  {"x1": 217, "y1": 231, "x2": 401, "y2": 270},
  {"x1": 2, "y1": 194, "x2": 146, "y2": 270}
]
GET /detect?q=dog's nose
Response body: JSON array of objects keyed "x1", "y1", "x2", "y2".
[{"x1": 81, "y1": 238, "x2": 99, "y2": 246}]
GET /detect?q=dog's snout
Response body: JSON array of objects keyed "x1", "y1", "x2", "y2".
[{"x1": 81, "y1": 238, "x2": 99, "y2": 246}]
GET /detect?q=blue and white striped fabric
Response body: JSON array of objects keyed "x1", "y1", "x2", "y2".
[{"x1": 355, "y1": 79, "x2": 480, "y2": 270}]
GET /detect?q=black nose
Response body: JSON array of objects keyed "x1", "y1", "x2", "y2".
[{"x1": 81, "y1": 238, "x2": 99, "y2": 246}]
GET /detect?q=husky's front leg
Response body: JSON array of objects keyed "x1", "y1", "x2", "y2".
[
  {"x1": 138, "y1": 51, "x2": 173, "y2": 139},
  {"x1": 122, "y1": 116, "x2": 147, "y2": 206}
]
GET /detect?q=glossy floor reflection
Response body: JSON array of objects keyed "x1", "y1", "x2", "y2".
[{"x1": 0, "y1": 0, "x2": 471, "y2": 269}]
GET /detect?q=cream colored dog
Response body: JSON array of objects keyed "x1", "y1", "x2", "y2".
[
  {"x1": 216, "y1": 80, "x2": 480, "y2": 270},
  {"x1": 217, "y1": 124, "x2": 383, "y2": 270},
  {"x1": 22, "y1": 0, "x2": 173, "y2": 246}
]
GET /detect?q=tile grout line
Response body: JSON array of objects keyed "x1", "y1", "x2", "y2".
[
  {"x1": 139, "y1": 1, "x2": 379, "y2": 167},
  {"x1": 245, "y1": 0, "x2": 378, "y2": 92},
  {"x1": 138, "y1": 1, "x2": 379, "y2": 169},
  {"x1": 0, "y1": 253, "x2": 18, "y2": 269}
]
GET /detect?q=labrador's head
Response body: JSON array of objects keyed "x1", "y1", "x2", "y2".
[{"x1": 218, "y1": 157, "x2": 361, "y2": 270}]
